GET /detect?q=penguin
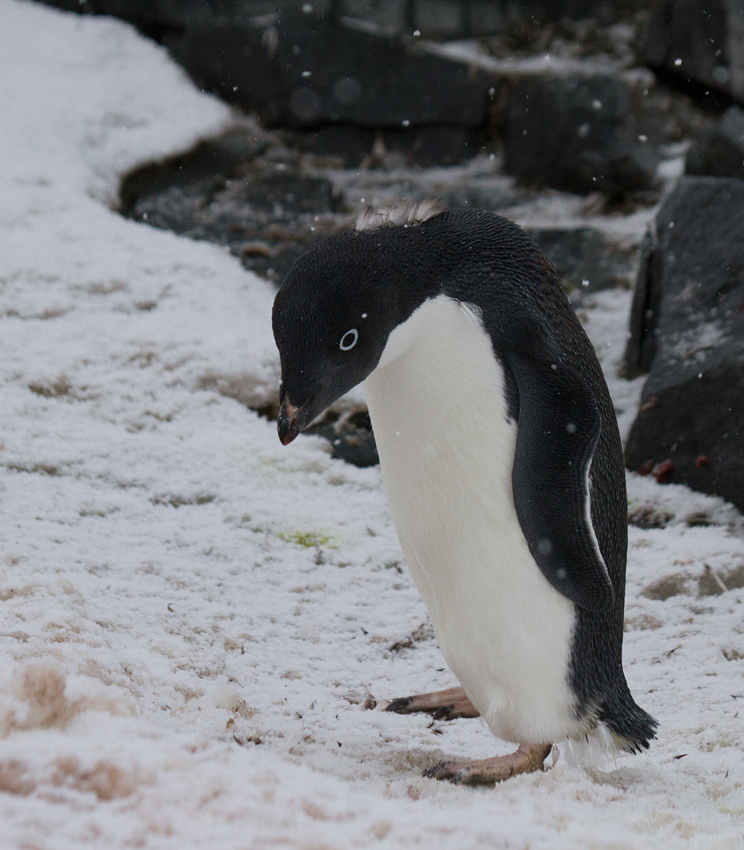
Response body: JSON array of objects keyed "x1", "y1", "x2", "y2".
[{"x1": 272, "y1": 201, "x2": 657, "y2": 785}]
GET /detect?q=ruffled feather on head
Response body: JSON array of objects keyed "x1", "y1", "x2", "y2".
[{"x1": 355, "y1": 199, "x2": 447, "y2": 232}]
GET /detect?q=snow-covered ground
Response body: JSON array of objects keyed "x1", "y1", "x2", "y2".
[{"x1": 1, "y1": 2, "x2": 743, "y2": 847}]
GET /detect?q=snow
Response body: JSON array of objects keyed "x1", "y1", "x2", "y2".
[
  {"x1": 1, "y1": 1, "x2": 743, "y2": 847},
  {"x1": 428, "y1": 39, "x2": 626, "y2": 77}
]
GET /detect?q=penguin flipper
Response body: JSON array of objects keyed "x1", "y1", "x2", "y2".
[{"x1": 507, "y1": 354, "x2": 615, "y2": 613}]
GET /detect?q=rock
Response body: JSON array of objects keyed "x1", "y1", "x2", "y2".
[
  {"x1": 127, "y1": 167, "x2": 344, "y2": 283},
  {"x1": 358, "y1": 0, "x2": 646, "y2": 37},
  {"x1": 198, "y1": 372, "x2": 280, "y2": 420},
  {"x1": 622, "y1": 227, "x2": 657, "y2": 378},
  {"x1": 309, "y1": 413, "x2": 379, "y2": 468},
  {"x1": 628, "y1": 505, "x2": 674, "y2": 529},
  {"x1": 503, "y1": 73, "x2": 659, "y2": 197},
  {"x1": 89, "y1": 0, "x2": 193, "y2": 26},
  {"x1": 121, "y1": 127, "x2": 347, "y2": 283},
  {"x1": 35, "y1": 0, "x2": 208, "y2": 35},
  {"x1": 122, "y1": 123, "x2": 641, "y2": 292},
  {"x1": 37, "y1": 0, "x2": 649, "y2": 39},
  {"x1": 167, "y1": 11, "x2": 491, "y2": 131},
  {"x1": 287, "y1": 125, "x2": 479, "y2": 168},
  {"x1": 335, "y1": 166, "x2": 525, "y2": 214},
  {"x1": 624, "y1": 177, "x2": 744, "y2": 511},
  {"x1": 120, "y1": 124, "x2": 273, "y2": 212},
  {"x1": 525, "y1": 226, "x2": 638, "y2": 293},
  {"x1": 697, "y1": 564, "x2": 728, "y2": 597},
  {"x1": 641, "y1": 564, "x2": 744, "y2": 602},
  {"x1": 723, "y1": 563, "x2": 744, "y2": 589},
  {"x1": 199, "y1": 369, "x2": 379, "y2": 467},
  {"x1": 695, "y1": 561, "x2": 744, "y2": 592},
  {"x1": 130, "y1": 167, "x2": 343, "y2": 282},
  {"x1": 639, "y1": 0, "x2": 744, "y2": 106},
  {"x1": 684, "y1": 510, "x2": 714, "y2": 527},
  {"x1": 641, "y1": 562, "x2": 744, "y2": 600},
  {"x1": 686, "y1": 105, "x2": 744, "y2": 179},
  {"x1": 641, "y1": 573, "x2": 690, "y2": 600}
]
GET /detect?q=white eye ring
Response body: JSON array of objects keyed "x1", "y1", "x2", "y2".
[{"x1": 339, "y1": 329, "x2": 358, "y2": 351}]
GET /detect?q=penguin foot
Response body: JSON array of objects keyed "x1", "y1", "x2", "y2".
[
  {"x1": 385, "y1": 687, "x2": 480, "y2": 721},
  {"x1": 423, "y1": 743, "x2": 553, "y2": 786}
]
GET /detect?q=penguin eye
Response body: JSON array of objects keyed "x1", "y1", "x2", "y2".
[{"x1": 339, "y1": 329, "x2": 358, "y2": 351}]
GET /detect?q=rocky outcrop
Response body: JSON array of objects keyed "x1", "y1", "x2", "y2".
[
  {"x1": 121, "y1": 121, "x2": 642, "y2": 290},
  {"x1": 503, "y1": 73, "x2": 659, "y2": 197},
  {"x1": 38, "y1": 0, "x2": 683, "y2": 183},
  {"x1": 167, "y1": 11, "x2": 492, "y2": 132},
  {"x1": 526, "y1": 226, "x2": 638, "y2": 292},
  {"x1": 640, "y1": 0, "x2": 744, "y2": 106},
  {"x1": 624, "y1": 177, "x2": 744, "y2": 511},
  {"x1": 686, "y1": 105, "x2": 744, "y2": 179},
  {"x1": 119, "y1": 124, "x2": 346, "y2": 283},
  {"x1": 37, "y1": 0, "x2": 647, "y2": 39}
]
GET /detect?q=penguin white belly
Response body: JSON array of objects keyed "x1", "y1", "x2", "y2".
[{"x1": 364, "y1": 295, "x2": 583, "y2": 744}]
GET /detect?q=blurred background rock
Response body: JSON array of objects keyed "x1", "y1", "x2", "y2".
[{"x1": 34, "y1": 0, "x2": 744, "y2": 508}]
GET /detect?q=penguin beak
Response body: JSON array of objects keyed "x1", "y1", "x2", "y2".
[{"x1": 277, "y1": 396, "x2": 310, "y2": 445}]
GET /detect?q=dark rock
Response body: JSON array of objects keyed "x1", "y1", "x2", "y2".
[
  {"x1": 91, "y1": 0, "x2": 195, "y2": 27},
  {"x1": 200, "y1": 369, "x2": 379, "y2": 467},
  {"x1": 310, "y1": 416, "x2": 379, "y2": 467},
  {"x1": 383, "y1": 126, "x2": 480, "y2": 167},
  {"x1": 121, "y1": 118, "x2": 645, "y2": 291},
  {"x1": 131, "y1": 166, "x2": 343, "y2": 281},
  {"x1": 624, "y1": 177, "x2": 744, "y2": 511},
  {"x1": 120, "y1": 124, "x2": 273, "y2": 214},
  {"x1": 684, "y1": 510, "x2": 714, "y2": 527},
  {"x1": 36, "y1": 0, "x2": 209, "y2": 41},
  {"x1": 622, "y1": 227, "x2": 657, "y2": 378},
  {"x1": 526, "y1": 226, "x2": 638, "y2": 293},
  {"x1": 38, "y1": 1, "x2": 290, "y2": 30},
  {"x1": 128, "y1": 169, "x2": 344, "y2": 282},
  {"x1": 354, "y1": 0, "x2": 635, "y2": 39},
  {"x1": 167, "y1": 11, "x2": 491, "y2": 131},
  {"x1": 503, "y1": 73, "x2": 659, "y2": 197},
  {"x1": 287, "y1": 125, "x2": 480, "y2": 168},
  {"x1": 286, "y1": 126, "x2": 376, "y2": 168},
  {"x1": 639, "y1": 0, "x2": 744, "y2": 107},
  {"x1": 36, "y1": 0, "x2": 648, "y2": 39},
  {"x1": 121, "y1": 127, "x2": 348, "y2": 282},
  {"x1": 686, "y1": 105, "x2": 744, "y2": 179},
  {"x1": 628, "y1": 505, "x2": 674, "y2": 529}
]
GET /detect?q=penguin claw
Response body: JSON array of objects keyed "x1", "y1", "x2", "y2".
[
  {"x1": 385, "y1": 696, "x2": 415, "y2": 713},
  {"x1": 423, "y1": 744, "x2": 553, "y2": 786},
  {"x1": 422, "y1": 760, "x2": 459, "y2": 781},
  {"x1": 384, "y1": 687, "x2": 480, "y2": 720},
  {"x1": 421, "y1": 760, "x2": 490, "y2": 786}
]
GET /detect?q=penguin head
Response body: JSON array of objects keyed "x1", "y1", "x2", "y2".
[
  {"x1": 272, "y1": 234, "x2": 398, "y2": 445},
  {"x1": 273, "y1": 201, "x2": 449, "y2": 444}
]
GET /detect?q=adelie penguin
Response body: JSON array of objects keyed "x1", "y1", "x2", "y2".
[{"x1": 272, "y1": 201, "x2": 657, "y2": 785}]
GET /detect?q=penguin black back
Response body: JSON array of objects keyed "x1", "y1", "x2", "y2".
[{"x1": 431, "y1": 210, "x2": 655, "y2": 749}]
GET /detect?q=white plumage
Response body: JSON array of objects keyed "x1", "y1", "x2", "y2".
[{"x1": 363, "y1": 295, "x2": 585, "y2": 745}]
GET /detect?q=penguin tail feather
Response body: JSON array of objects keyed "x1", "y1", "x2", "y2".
[{"x1": 598, "y1": 688, "x2": 658, "y2": 755}]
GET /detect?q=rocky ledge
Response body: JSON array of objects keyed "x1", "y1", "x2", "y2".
[{"x1": 37, "y1": 0, "x2": 744, "y2": 505}]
